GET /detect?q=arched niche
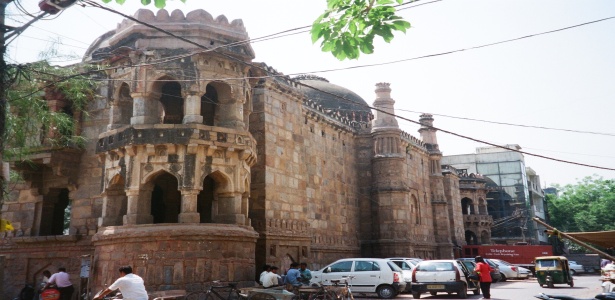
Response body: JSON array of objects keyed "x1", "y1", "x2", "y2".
[
  {"x1": 461, "y1": 197, "x2": 475, "y2": 215},
  {"x1": 148, "y1": 171, "x2": 181, "y2": 223},
  {"x1": 112, "y1": 82, "x2": 133, "y2": 126},
  {"x1": 40, "y1": 188, "x2": 70, "y2": 236},
  {"x1": 411, "y1": 194, "x2": 420, "y2": 225},
  {"x1": 465, "y1": 230, "x2": 479, "y2": 245},
  {"x1": 152, "y1": 77, "x2": 183, "y2": 124},
  {"x1": 478, "y1": 198, "x2": 488, "y2": 214},
  {"x1": 197, "y1": 170, "x2": 235, "y2": 223}
]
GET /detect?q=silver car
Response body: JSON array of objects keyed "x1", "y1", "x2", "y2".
[
  {"x1": 568, "y1": 261, "x2": 584, "y2": 275},
  {"x1": 489, "y1": 259, "x2": 521, "y2": 280}
]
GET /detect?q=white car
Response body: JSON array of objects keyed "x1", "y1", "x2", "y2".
[
  {"x1": 310, "y1": 258, "x2": 406, "y2": 299},
  {"x1": 387, "y1": 258, "x2": 420, "y2": 292},
  {"x1": 410, "y1": 260, "x2": 480, "y2": 299},
  {"x1": 518, "y1": 266, "x2": 531, "y2": 279},
  {"x1": 489, "y1": 259, "x2": 521, "y2": 280},
  {"x1": 568, "y1": 261, "x2": 584, "y2": 275}
]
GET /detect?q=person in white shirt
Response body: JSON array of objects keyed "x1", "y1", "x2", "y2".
[
  {"x1": 93, "y1": 266, "x2": 148, "y2": 300},
  {"x1": 44, "y1": 268, "x2": 73, "y2": 300},
  {"x1": 259, "y1": 264, "x2": 271, "y2": 285},
  {"x1": 262, "y1": 266, "x2": 280, "y2": 288}
]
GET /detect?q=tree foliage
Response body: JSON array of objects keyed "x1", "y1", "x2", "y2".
[
  {"x1": 547, "y1": 176, "x2": 615, "y2": 233},
  {"x1": 5, "y1": 61, "x2": 94, "y2": 160},
  {"x1": 99, "y1": 0, "x2": 410, "y2": 60},
  {"x1": 311, "y1": 0, "x2": 410, "y2": 60}
]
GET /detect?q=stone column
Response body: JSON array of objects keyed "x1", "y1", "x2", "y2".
[
  {"x1": 123, "y1": 188, "x2": 153, "y2": 224},
  {"x1": 130, "y1": 93, "x2": 157, "y2": 125},
  {"x1": 183, "y1": 93, "x2": 203, "y2": 124},
  {"x1": 98, "y1": 189, "x2": 126, "y2": 227},
  {"x1": 214, "y1": 192, "x2": 246, "y2": 225},
  {"x1": 179, "y1": 189, "x2": 201, "y2": 223},
  {"x1": 217, "y1": 96, "x2": 245, "y2": 129}
]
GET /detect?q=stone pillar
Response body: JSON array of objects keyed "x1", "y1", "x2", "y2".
[
  {"x1": 131, "y1": 93, "x2": 157, "y2": 125},
  {"x1": 217, "y1": 96, "x2": 245, "y2": 129},
  {"x1": 98, "y1": 189, "x2": 126, "y2": 227},
  {"x1": 123, "y1": 188, "x2": 153, "y2": 224},
  {"x1": 179, "y1": 189, "x2": 200, "y2": 223},
  {"x1": 183, "y1": 93, "x2": 203, "y2": 124},
  {"x1": 215, "y1": 192, "x2": 246, "y2": 225}
]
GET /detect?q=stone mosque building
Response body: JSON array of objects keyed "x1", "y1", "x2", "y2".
[{"x1": 0, "y1": 9, "x2": 492, "y2": 297}]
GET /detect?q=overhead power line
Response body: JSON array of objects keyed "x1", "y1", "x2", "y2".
[
  {"x1": 21, "y1": 2, "x2": 615, "y2": 171},
  {"x1": 396, "y1": 108, "x2": 615, "y2": 137}
]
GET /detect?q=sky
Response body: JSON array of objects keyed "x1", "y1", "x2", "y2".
[{"x1": 6, "y1": 0, "x2": 615, "y2": 187}]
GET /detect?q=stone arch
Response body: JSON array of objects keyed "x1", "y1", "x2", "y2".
[
  {"x1": 40, "y1": 188, "x2": 70, "y2": 236},
  {"x1": 480, "y1": 230, "x2": 490, "y2": 244},
  {"x1": 478, "y1": 197, "x2": 487, "y2": 214},
  {"x1": 461, "y1": 197, "x2": 475, "y2": 215},
  {"x1": 100, "y1": 174, "x2": 127, "y2": 226},
  {"x1": 111, "y1": 82, "x2": 133, "y2": 126},
  {"x1": 465, "y1": 230, "x2": 479, "y2": 245},
  {"x1": 147, "y1": 171, "x2": 181, "y2": 224},
  {"x1": 151, "y1": 76, "x2": 183, "y2": 124},
  {"x1": 201, "y1": 83, "x2": 219, "y2": 126},
  {"x1": 204, "y1": 169, "x2": 232, "y2": 193}
]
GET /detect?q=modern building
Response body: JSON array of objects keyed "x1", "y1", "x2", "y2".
[{"x1": 442, "y1": 144, "x2": 548, "y2": 245}]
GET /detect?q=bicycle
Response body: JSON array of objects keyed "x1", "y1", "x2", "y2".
[
  {"x1": 296, "y1": 282, "x2": 336, "y2": 300},
  {"x1": 184, "y1": 281, "x2": 248, "y2": 300},
  {"x1": 330, "y1": 276, "x2": 354, "y2": 300}
]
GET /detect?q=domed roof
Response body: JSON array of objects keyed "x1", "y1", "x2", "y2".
[{"x1": 295, "y1": 75, "x2": 371, "y2": 114}]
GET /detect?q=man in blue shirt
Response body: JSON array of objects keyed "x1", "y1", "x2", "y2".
[
  {"x1": 285, "y1": 262, "x2": 302, "y2": 291},
  {"x1": 299, "y1": 263, "x2": 312, "y2": 285}
]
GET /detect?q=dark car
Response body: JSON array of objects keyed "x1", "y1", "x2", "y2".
[{"x1": 457, "y1": 258, "x2": 502, "y2": 282}]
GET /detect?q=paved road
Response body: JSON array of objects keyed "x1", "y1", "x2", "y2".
[{"x1": 354, "y1": 274, "x2": 606, "y2": 300}]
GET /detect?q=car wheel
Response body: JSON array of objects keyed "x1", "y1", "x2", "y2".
[
  {"x1": 539, "y1": 284, "x2": 543, "y2": 288},
  {"x1": 411, "y1": 291, "x2": 421, "y2": 299},
  {"x1": 569, "y1": 279, "x2": 574, "y2": 287},
  {"x1": 473, "y1": 289, "x2": 480, "y2": 295},
  {"x1": 548, "y1": 281, "x2": 554, "y2": 289},
  {"x1": 571, "y1": 269, "x2": 577, "y2": 276},
  {"x1": 500, "y1": 273, "x2": 507, "y2": 282},
  {"x1": 457, "y1": 286, "x2": 468, "y2": 299},
  {"x1": 377, "y1": 285, "x2": 395, "y2": 299},
  {"x1": 430, "y1": 291, "x2": 437, "y2": 296}
]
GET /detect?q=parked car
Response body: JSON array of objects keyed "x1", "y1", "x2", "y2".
[
  {"x1": 569, "y1": 261, "x2": 585, "y2": 275},
  {"x1": 489, "y1": 259, "x2": 522, "y2": 280},
  {"x1": 310, "y1": 258, "x2": 406, "y2": 299},
  {"x1": 518, "y1": 266, "x2": 531, "y2": 279},
  {"x1": 387, "y1": 258, "x2": 419, "y2": 292},
  {"x1": 410, "y1": 260, "x2": 480, "y2": 299},
  {"x1": 457, "y1": 258, "x2": 502, "y2": 282}
]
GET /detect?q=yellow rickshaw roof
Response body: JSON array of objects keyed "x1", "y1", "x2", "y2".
[{"x1": 535, "y1": 256, "x2": 568, "y2": 260}]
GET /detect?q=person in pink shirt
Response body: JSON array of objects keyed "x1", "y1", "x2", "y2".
[
  {"x1": 43, "y1": 267, "x2": 74, "y2": 300},
  {"x1": 474, "y1": 256, "x2": 494, "y2": 299}
]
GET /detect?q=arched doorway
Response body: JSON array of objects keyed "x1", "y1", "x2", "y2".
[
  {"x1": 197, "y1": 175, "x2": 216, "y2": 223},
  {"x1": 461, "y1": 197, "x2": 474, "y2": 215},
  {"x1": 150, "y1": 172, "x2": 181, "y2": 223},
  {"x1": 40, "y1": 188, "x2": 70, "y2": 236},
  {"x1": 159, "y1": 81, "x2": 183, "y2": 124},
  {"x1": 465, "y1": 230, "x2": 478, "y2": 245}
]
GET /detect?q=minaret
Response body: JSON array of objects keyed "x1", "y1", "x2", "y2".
[
  {"x1": 370, "y1": 83, "x2": 410, "y2": 257},
  {"x1": 419, "y1": 113, "x2": 454, "y2": 258}
]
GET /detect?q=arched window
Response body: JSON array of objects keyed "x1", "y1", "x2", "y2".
[
  {"x1": 159, "y1": 81, "x2": 183, "y2": 124},
  {"x1": 202, "y1": 84, "x2": 218, "y2": 126},
  {"x1": 461, "y1": 197, "x2": 475, "y2": 215},
  {"x1": 411, "y1": 195, "x2": 420, "y2": 225}
]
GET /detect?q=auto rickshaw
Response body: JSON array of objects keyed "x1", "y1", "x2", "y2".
[{"x1": 534, "y1": 256, "x2": 574, "y2": 288}]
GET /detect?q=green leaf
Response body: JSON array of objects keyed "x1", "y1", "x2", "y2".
[
  {"x1": 392, "y1": 20, "x2": 411, "y2": 33},
  {"x1": 348, "y1": 20, "x2": 357, "y2": 35},
  {"x1": 154, "y1": 0, "x2": 166, "y2": 9},
  {"x1": 139, "y1": 0, "x2": 150, "y2": 5},
  {"x1": 359, "y1": 42, "x2": 374, "y2": 54}
]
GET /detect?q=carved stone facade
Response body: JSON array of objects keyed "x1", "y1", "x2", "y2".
[{"x1": 1, "y1": 9, "x2": 480, "y2": 298}]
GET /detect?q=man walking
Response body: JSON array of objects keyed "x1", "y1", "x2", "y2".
[{"x1": 94, "y1": 266, "x2": 148, "y2": 300}]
